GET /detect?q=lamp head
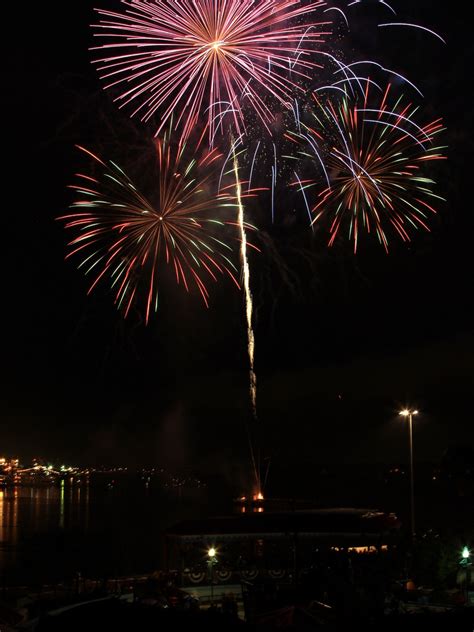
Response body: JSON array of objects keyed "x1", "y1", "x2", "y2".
[{"x1": 399, "y1": 409, "x2": 419, "y2": 417}]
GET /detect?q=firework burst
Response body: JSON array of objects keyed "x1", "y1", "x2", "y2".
[
  {"x1": 58, "y1": 140, "x2": 250, "y2": 323},
  {"x1": 92, "y1": 0, "x2": 331, "y2": 144},
  {"x1": 291, "y1": 83, "x2": 446, "y2": 252}
]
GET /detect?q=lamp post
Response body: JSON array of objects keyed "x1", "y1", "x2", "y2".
[
  {"x1": 399, "y1": 409, "x2": 418, "y2": 540},
  {"x1": 460, "y1": 546, "x2": 471, "y2": 605},
  {"x1": 207, "y1": 547, "x2": 217, "y2": 606}
]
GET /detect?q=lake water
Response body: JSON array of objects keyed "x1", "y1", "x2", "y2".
[{"x1": 0, "y1": 480, "x2": 227, "y2": 587}]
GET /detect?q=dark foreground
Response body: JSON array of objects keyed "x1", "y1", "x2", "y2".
[{"x1": 28, "y1": 598, "x2": 474, "y2": 632}]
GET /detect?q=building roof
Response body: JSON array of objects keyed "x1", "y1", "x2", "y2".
[{"x1": 166, "y1": 508, "x2": 400, "y2": 541}]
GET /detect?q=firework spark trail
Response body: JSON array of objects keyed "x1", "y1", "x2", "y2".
[
  {"x1": 378, "y1": 23, "x2": 446, "y2": 44},
  {"x1": 232, "y1": 141, "x2": 260, "y2": 493},
  {"x1": 335, "y1": 61, "x2": 423, "y2": 97}
]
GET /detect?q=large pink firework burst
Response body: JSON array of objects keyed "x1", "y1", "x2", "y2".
[{"x1": 92, "y1": 0, "x2": 331, "y2": 144}]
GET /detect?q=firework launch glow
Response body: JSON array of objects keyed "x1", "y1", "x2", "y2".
[
  {"x1": 92, "y1": 0, "x2": 331, "y2": 144},
  {"x1": 58, "y1": 141, "x2": 251, "y2": 323}
]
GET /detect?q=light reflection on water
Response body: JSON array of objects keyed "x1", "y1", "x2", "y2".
[
  {"x1": 0, "y1": 488, "x2": 19, "y2": 547},
  {"x1": 0, "y1": 482, "x2": 214, "y2": 586}
]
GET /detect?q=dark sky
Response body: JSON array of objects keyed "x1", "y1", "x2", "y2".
[{"x1": 3, "y1": 1, "x2": 473, "y2": 476}]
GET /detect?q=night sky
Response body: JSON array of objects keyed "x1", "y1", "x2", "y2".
[{"x1": 3, "y1": 1, "x2": 473, "y2": 477}]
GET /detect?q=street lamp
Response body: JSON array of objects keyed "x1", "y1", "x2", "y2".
[
  {"x1": 207, "y1": 547, "x2": 217, "y2": 605},
  {"x1": 399, "y1": 409, "x2": 418, "y2": 539},
  {"x1": 460, "y1": 546, "x2": 471, "y2": 604}
]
